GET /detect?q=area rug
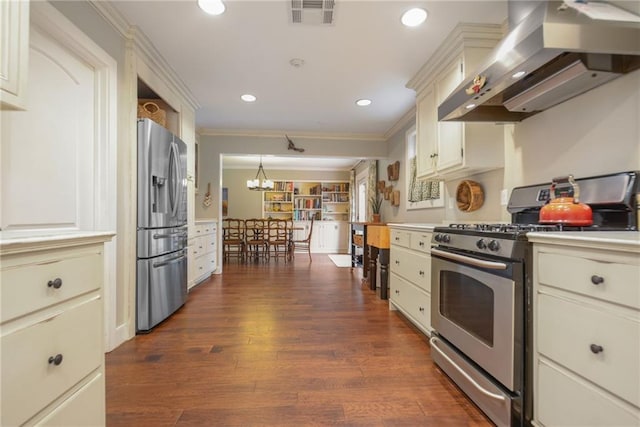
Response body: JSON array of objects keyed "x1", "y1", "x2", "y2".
[{"x1": 328, "y1": 254, "x2": 352, "y2": 267}]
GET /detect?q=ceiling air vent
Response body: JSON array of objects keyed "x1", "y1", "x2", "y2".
[{"x1": 290, "y1": 0, "x2": 335, "y2": 25}]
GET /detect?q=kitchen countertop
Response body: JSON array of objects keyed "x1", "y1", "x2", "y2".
[
  {"x1": 386, "y1": 223, "x2": 441, "y2": 231},
  {"x1": 527, "y1": 231, "x2": 640, "y2": 252},
  {"x1": 195, "y1": 218, "x2": 217, "y2": 224},
  {"x1": 0, "y1": 230, "x2": 115, "y2": 255}
]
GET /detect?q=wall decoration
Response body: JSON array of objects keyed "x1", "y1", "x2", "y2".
[
  {"x1": 387, "y1": 161, "x2": 400, "y2": 181},
  {"x1": 222, "y1": 187, "x2": 228, "y2": 217},
  {"x1": 384, "y1": 185, "x2": 393, "y2": 200},
  {"x1": 377, "y1": 180, "x2": 386, "y2": 192},
  {"x1": 392, "y1": 190, "x2": 400, "y2": 206}
]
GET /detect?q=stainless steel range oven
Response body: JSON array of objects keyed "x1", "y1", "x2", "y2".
[
  {"x1": 430, "y1": 226, "x2": 529, "y2": 427},
  {"x1": 429, "y1": 171, "x2": 639, "y2": 427}
]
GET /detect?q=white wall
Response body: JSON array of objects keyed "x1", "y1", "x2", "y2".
[{"x1": 508, "y1": 69, "x2": 640, "y2": 186}]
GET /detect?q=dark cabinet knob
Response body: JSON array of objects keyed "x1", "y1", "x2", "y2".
[
  {"x1": 395, "y1": 260, "x2": 399, "y2": 265},
  {"x1": 48, "y1": 354, "x2": 63, "y2": 366},
  {"x1": 419, "y1": 306, "x2": 424, "y2": 312},
  {"x1": 591, "y1": 275, "x2": 604, "y2": 285},
  {"x1": 47, "y1": 278, "x2": 63, "y2": 289},
  {"x1": 419, "y1": 270, "x2": 425, "y2": 276},
  {"x1": 590, "y1": 344, "x2": 604, "y2": 354},
  {"x1": 395, "y1": 289, "x2": 399, "y2": 295}
]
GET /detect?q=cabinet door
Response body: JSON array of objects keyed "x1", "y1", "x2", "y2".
[
  {"x1": 0, "y1": 0, "x2": 29, "y2": 110},
  {"x1": 415, "y1": 85, "x2": 437, "y2": 178},
  {"x1": 436, "y1": 56, "x2": 464, "y2": 172}
]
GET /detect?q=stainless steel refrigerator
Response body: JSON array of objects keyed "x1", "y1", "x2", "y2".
[{"x1": 136, "y1": 118, "x2": 188, "y2": 332}]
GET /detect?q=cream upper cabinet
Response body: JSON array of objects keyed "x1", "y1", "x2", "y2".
[
  {"x1": 408, "y1": 24, "x2": 504, "y2": 180},
  {"x1": 0, "y1": 0, "x2": 29, "y2": 110},
  {"x1": 415, "y1": 85, "x2": 437, "y2": 177}
]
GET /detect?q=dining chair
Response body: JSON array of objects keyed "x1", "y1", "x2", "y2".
[
  {"x1": 222, "y1": 218, "x2": 245, "y2": 263},
  {"x1": 267, "y1": 219, "x2": 289, "y2": 262},
  {"x1": 244, "y1": 218, "x2": 268, "y2": 262},
  {"x1": 291, "y1": 216, "x2": 314, "y2": 261}
]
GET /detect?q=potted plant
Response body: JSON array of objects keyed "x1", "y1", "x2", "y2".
[{"x1": 370, "y1": 194, "x2": 383, "y2": 223}]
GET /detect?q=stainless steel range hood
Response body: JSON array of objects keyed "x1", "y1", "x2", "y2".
[{"x1": 438, "y1": 1, "x2": 640, "y2": 123}]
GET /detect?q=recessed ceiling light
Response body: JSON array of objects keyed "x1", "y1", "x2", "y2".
[
  {"x1": 198, "y1": 0, "x2": 225, "y2": 15},
  {"x1": 289, "y1": 58, "x2": 305, "y2": 68},
  {"x1": 401, "y1": 8, "x2": 427, "y2": 27},
  {"x1": 241, "y1": 94, "x2": 256, "y2": 102},
  {"x1": 512, "y1": 70, "x2": 527, "y2": 79},
  {"x1": 356, "y1": 99, "x2": 372, "y2": 107}
]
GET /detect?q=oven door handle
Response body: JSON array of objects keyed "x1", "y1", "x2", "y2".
[
  {"x1": 430, "y1": 336, "x2": 506, "y2": 402},
  {"x1": 431, "y1": 248, "x2": 507, "y2": 270}
]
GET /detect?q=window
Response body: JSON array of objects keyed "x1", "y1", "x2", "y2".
[{"x1": 405, "y1": 125, "x2": 444, "y2": 210}]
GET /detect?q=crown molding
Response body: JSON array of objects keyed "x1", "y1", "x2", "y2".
[
  {"x1": 406, "y1": 22, "x2": 503, "y2": 94},
  {"x1": 384, "y1": 105, "x2": 416, "y2": 140},
  {"x1": 197, "y1": 128, "x2": 387, "y2": 142},
  {"x1": 89, "y1": 1, "x2": 200, "y2": 111}
]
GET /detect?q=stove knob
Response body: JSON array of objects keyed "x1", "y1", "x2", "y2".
[
  {"x1": 442, "y1": 234, "x2": 451, "y2": 244},
  {"x1": 488, "y1": 240, "x2": 500, "y2": 252},
  {"x1": 476, "y1": 239, "x2": 487, "y2": 250},
  {"x1": 434, "y1": 234, "x2": 442, "y2": 243}
]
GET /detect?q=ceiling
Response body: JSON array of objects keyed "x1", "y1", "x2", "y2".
[{"x1": 112, "y1": 0, "x2": 508, "y2": 169}]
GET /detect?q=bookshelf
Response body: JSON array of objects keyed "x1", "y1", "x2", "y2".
[{"x1": 262, "y1": 180, "x2": 350, "y2": 221}]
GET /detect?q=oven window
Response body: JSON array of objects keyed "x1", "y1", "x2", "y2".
[{"x1": 440, "y1": 271, "x2": 494, "y2": 346}]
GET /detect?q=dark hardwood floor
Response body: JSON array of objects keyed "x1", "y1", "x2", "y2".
[{"x1": 106, "y1": 255, "x2": 492, "y2": 426}]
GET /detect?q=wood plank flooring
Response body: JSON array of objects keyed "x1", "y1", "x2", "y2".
[{"x1": 106, "y1": 255, "x2": 492, "y2": 426}]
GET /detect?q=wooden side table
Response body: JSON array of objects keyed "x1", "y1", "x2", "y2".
[
  {"x1": 350, "y1": 222, "x2": 368, "y2": 277},
  {"x1": 366, "y1": 224, "x2": 390, "y2": 300}
]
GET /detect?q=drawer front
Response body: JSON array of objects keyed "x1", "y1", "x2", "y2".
[
  {"x1": 390, "y1": 230, "x2": 410, "y2": 248},
  {"x1": 1, "y1": 251, "x2": 102, "y2": 323},
  {"x1": 192, "y1": 235, "x2": 206, "y2": 257},
  {"x1": 537, "y1": 361, "x2": 640, "y2": 427},
  {"x1": 1, "y1": 298, "x2": 103, "y2": 427},
  {"x1": 194, "y1": 224, "x2": 207, "y2": 236},
  {"x1": 537, "y1": 293, "x2": 640, "y2": 406},
  {"x1": 537, "y1": 251, "x2": 640, "y2": 310},
  {"x1": 390, "y1": 273, "x2": 431, "y2": 332},
  {"x1": 38, "y1": 372, "x2": 105, "y2": 427},
  {"x1": 409, "y1": 231, "x2": 432, "y2": 254},
  {"x1": 200, "y1": 222, "x2": 215, "y2": 234},
  {"x1": 203, "y1": 233, "x2": 216, "y2": 254},
  {"x1": 390, "y1": 246, "x2": 430, "y2": 291}
]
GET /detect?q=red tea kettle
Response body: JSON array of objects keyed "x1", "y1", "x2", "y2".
[{"x1": 539, "y1": 175, "x2": 593, "y2": 226}]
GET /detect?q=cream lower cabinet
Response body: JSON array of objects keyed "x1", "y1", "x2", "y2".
[
  {"x1": 0, "y1": 232, "x2": 112, "y2": 427},
  {"x1": 189, "y1": 220, "x2": 217, "y2": 288},
  {"x1": 388, "y1": 226, "x2": 433, "y2": 336},
  {"x1": 530, "y1": 235, "x2": 640, "y2": 426},
  {"x1": 311, "y1": 221, "x2": 349, "y2": 254}
]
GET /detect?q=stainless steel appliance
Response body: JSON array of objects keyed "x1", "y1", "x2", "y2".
[
  {"x1": 430, "y1": 171, "x2": 638, "y2": 427},
  {"x1": 438, "y1": 1, "x2": 640, "y2": 123},
  {"x1": 136, "y1": 118, "x2": 188, "y2": 333}
]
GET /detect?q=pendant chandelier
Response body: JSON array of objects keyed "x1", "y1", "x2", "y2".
[{"x1": 246, "y1": 157, "x2": 274, "y2": 191}]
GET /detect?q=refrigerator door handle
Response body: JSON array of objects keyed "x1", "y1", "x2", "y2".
[
  {"x1": 153, "y1": 230, "x2": 187, "y2": 239},
  {"x1": 152, "y1": 252, "x2": 186, "y2": 268},
  {"x1": 169, "y1": 142, "x2": 181, "y2": 218}
]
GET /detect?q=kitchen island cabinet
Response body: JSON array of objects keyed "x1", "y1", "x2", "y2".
[
  {"x1": 529, "y1": 232, "x2": 640, "y2": 427},
  {"x1": 407, "y1": 24, "x2": 504, "y2": 180},
  {"x1": 0, "y1": 231, "x2": 113, "y2": 427},
  {"x1": 388, "y1": 223, "x2": 436, "y2": 336}
]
